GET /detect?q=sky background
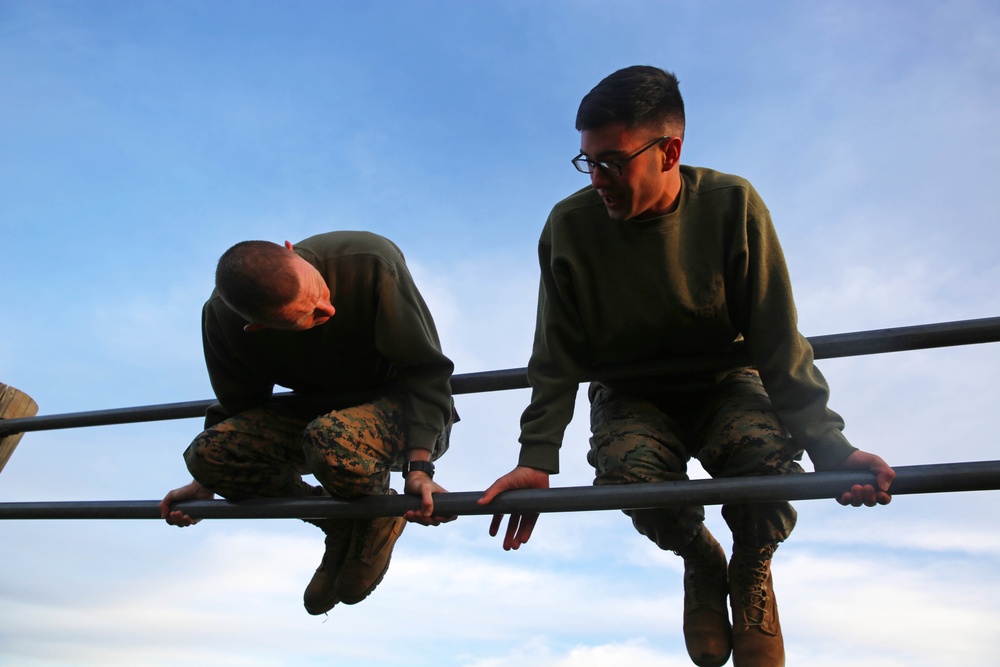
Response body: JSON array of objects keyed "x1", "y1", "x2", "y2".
[{"x1": 2, "y1": 1, "x2": 1000, "y2": 665}]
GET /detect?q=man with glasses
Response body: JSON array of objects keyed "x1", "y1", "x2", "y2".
[
  {"x1": 160, "y1": 231, "x2": 456, "y2": 616},
  {"x1": 480, "y1": 66, "x2": 894, "y2": 666}
]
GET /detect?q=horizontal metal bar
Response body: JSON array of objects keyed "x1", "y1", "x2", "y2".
[
  {"x1": 3, "y1": 316, "x2": 999, "y2": 436},
  {"x1": 1, "y1": 461, "x2": 997, "y2": 521},
  {"x1": 809, "y1": 315, "x2": 1000, "y2": 358}
]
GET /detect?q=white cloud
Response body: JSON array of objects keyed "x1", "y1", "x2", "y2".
[
  {"x1": 780, "y1": 548, "x2": 1000, "y2": 665},
  {"x1": 461, "y1": 637, "x2": 692, "y2": 667}
]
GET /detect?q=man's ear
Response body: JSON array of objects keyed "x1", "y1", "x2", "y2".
[
  {"x1": 662, "y1": 136, "x2": 682, "y2": 171},
  {"x1": 243, "y1": 323, "x2": 268, "y2": 332}
]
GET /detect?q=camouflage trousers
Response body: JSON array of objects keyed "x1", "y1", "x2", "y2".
[
  {"x1": 588, "y1": 369, "x2": 803, "y2": 552},
  {"x1": 183, "y1": 396, "x2": 408, "y2": 502}
]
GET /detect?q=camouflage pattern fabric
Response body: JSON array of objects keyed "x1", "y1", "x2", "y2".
[
  {"x1": 587, "y1": 369, "x2": 803, "y2": 551},
  {"x1": 184, "y1": 396, "x2": 407, "y2": 501}
]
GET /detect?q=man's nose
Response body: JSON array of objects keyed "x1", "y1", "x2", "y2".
[{"x1": 590, "y1": 165, "x2": 614, "y2": 188}]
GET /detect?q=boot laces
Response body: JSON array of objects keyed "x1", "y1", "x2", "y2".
[
  {"x1": 738, "y1": 561, "x2": 769, "y2": 625},
  {"x1": 735, "y1": 546, "x2": 775, "y2": 628}
]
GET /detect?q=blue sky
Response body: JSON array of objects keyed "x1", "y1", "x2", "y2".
[{"x1": 2, "y1": 1, "x2": 1000, "y2": 665}]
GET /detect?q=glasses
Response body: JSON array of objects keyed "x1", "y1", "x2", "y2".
[{"x1": 572, "y1": 135, "x2": 671, "y2": 177}]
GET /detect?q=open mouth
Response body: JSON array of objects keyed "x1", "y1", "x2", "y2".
[{"x1": 599, "y1": 191, "x2": 621, "y2": 207}]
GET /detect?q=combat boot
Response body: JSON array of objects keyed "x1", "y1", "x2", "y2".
[
  {"x1": 335, "y1": 494, "x2": 406, "y2": 605},
  {"x1": 303, "y1": 519, "x2": 354, "y2": 615},
  {"x1": 729, "y1": 544, "x2": 784, "y2": 666},
  {"x1": 676, "y1": 527, "x2": 732, "y2": 667}
]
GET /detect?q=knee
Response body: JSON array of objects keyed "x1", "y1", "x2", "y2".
[
  {"x1": 723, "y1": 501, "x2": 798, "y2": 548},
  {"x1": 717, "y1": 443, "x2": 805, "y2": 478},
  {"x1": 589, "y1": 434, "x2": 687, "y2": 485},
  {"x1": 301, "y1": 425, "x2": 389, "y2": 498},
  {"x1": 183, "y1": 429, "x2": 226, "y2": 484},
  {"x1": 301, "y1": 419, "x2": 352, "y2": 477},
  {"x1": 308, "y1": 455, "x2": 389, "y2": 498},
  {"x1": 627, "y1": 507, "x2": 705, "y2": 551}
]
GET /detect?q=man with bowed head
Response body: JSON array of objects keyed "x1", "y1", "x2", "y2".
[
  {"x1": 161, "y1": 231, "x2": 456, "y2": 615},
  {"x1": 479, "y1": 66, "x2": 894, "y2": 666}
]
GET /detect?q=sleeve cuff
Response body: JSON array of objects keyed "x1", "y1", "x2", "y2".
[
  {"x1": 806, "y1": 430, "x2": 858, "y2": 471},
  {"x1": 517, "y1": 443, "x2": 560, "y2": 474}
]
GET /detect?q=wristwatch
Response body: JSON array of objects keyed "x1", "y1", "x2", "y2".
[{"x1": 402, "y1": 460, "x2": 435, "y2": 479}]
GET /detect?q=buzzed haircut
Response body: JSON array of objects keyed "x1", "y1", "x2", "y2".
[
  {"x1": 575, "y1": 65, "x2": 686, "y2": 137},
  {"x1": 215, "y1": 240, "x2": 300, "y2": 323}
]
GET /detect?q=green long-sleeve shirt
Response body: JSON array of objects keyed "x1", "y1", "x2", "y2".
[
  {"x1": 518, "y1": 166, "x2": 856, "y2": 473},
  {"x1": 201, "y1": 231, "x2": 454, "y2": 455}
]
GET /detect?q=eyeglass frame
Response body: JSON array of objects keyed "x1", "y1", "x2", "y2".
[{"x1": 571, "y1": 135, "x2": 672, "y2": 177}]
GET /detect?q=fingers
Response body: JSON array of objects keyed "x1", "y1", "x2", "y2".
[
  {"x1": 160, "y1": 491, "x2": 194, "y2": 526},
  {"x1": 164, "y1": 509, "x2": 199, "y2": 527},
  {"x1": 401, "y1": 480, "x2": 456, "y2": 526},
  {"x1": 514, "y1": 513, "x2": 538, "y2": 549},
  {"x1": 482, "y1": 469, "x2": 547, "y2": 549},
  {"x1": 159, "y1": 490, "x2": 181, "y2": 520},
  {"x1": 421, "y1": 484, "x2": 435, "y2": 518},
  {"x1": 837, "y1": 483, "x2": 892, "y2": 508},
  {"x1": 503, "y1": 514, "x2": 520, "y2": 550},
  {"x1": 489, "y1": 513, "x2": 504, "y2": 537},
  {"x1": 404, "y1": 512, "x2": 457, "y2": 526},
  {"x1": 403, "y1": 510, "x2": 437, "y2": 525},
  {"x1": 479, "y1": 479, "x2": 505, "y2": 506},
  {"x1": 834, "y1": 451, "x2": 895, "y2": 508},
  {"x1": 876, "y1": 467, "x2": 896, "y2": 493},
  {"x1": 500, "y1": 512, "x2": 539, "y2": 550},
  {"x1": 160, "y1": 481, "x2": 214, "y2": 525},
  {"x1": 479, "y1": 467, "x2": 540, "y2": 505},
  {"x1": 838, "y1": 484, "x2": 870, "y2": 507}
]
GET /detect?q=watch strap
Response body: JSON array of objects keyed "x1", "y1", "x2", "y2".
[{"x1": 403, "y1": 460, "x2": 435, "y2": 478}]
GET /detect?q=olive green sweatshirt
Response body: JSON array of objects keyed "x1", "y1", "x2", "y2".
[
  {"x1": 518, "y1": 166, "x2": 856, "y2": 473},
  {"x1": 201, "y1": 231, "x2": 454, "y2": 455}
]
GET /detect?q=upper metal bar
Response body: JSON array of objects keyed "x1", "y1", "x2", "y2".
[
  {"x1": 1, "y1": 461, "x2": 998, "y2": 520},
  {"x1": 2, "y1": 316, "x2": 999, "y2": 437}
]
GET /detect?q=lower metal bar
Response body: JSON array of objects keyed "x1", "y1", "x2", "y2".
[{"x1": 1, "y1": 461, "x2": 997, "y2": 521}]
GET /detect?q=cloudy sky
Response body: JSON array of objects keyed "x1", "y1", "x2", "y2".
[{"x1": 2, "y1": 1, "x2": 1000, "y2": 665}]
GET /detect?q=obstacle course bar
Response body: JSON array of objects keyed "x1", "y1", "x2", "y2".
[
  {"x1": 1, "y1": 461, "x2": 998, "y2": 520},
  {"x1": 3, "y1": 316, "x2": 1000, "y2": 437}
]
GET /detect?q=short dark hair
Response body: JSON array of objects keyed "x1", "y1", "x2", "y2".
[
  {"x1": 215, "y1": 240, "x2": 299, "y2": 323},
  {"x1": 575, "y1": 65, "x2": 685, "y2": 137}
]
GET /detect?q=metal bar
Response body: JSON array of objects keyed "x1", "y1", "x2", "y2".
[
  {"x1": 809, "y1": 315, "x2": 1000, "y2": 359},
  {"x1": 3, "y1": 316, "x2": 999, "y2": 436},
  {"x1": 1, "y1": 461, "x2": 997, "y2": 521}
]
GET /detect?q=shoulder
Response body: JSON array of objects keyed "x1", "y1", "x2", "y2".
[
  {"x1": 680, "y1": 165, "x2": 769, "y2": 215},
  {"x1": 543, "y1": 187, "x2": 606, "y2": 242},
  {"x1": 202, "y1": 289, "x2": 244, "y2": 333},
  {"x1": 296, "y1": 231, "x2": 404, "y2": 262},
  {"x1": 681, "y1": 165, "x2": 757, "y2": 197},
  {"x1": 549, "y1": 185, "x2": 604, "y2": 221}
]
